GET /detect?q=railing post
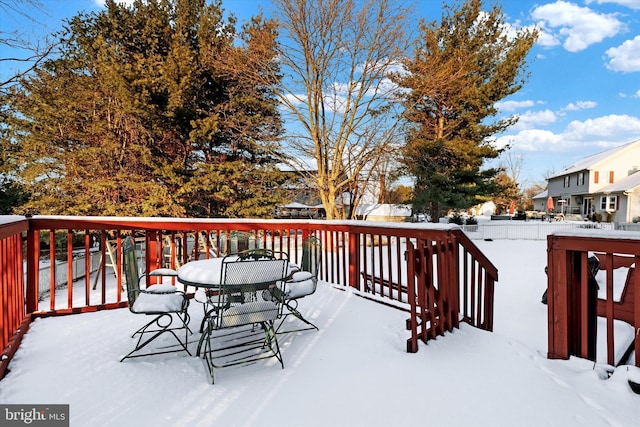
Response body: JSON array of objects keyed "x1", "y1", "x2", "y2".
[
  {"x1": 547, "y1": 236, "x2": 595, "y2": 361},
  {"x1": 348, "y1": 230, "x2": 360, "y2": 290},
  {"x1": 25, "y1": 227, "x2": 39, "y2": 314},
  {"x1": 406, "y1": 241, "x2": 418, "y2": 353},
  {"x1": 146, "y1": 231, "x2": 161, "y2": 285},
  {"x1": 547, "y1": 234, "x2": 568, "y2": 360},
  {"x1": 449, "y1": 232, "x2": 460, "y2": 330},
  {"x1": 634, "y1": 256, "x2": 640, "y2": 364}
]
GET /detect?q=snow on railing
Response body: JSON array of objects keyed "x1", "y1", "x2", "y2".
[
  {"x1": 1, "y1": 215, "x2": 499, "y2": 376},
  {"x1": 0, "y1": 216, "x2": 28, "y2": 378}
]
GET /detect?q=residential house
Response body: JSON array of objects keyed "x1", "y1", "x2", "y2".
[
  {"x1": 354, "y1": 203, "x2": 413, "y2": 222},
  {"x1": 532, "y1": 189, "x2": 548, "y2": 212},
  {"x1": 546, "y1": 139, "x2": 640, "y2": 223}
]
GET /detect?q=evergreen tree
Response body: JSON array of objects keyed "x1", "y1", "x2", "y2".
[
  {"x1": 492, "y1": 170, "x2": 520, "y2": 214},
  {"x1": 394, "y1": 0, "x2": 537, "y2": 220},
  {"x1": 3, "y1": 0, "x2": 285, "y2": 217}
]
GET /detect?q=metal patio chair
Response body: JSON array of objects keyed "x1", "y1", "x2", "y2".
[
  {"x1": 196, "y1": 254, "x2": 288, "y2": 384},
  {"x1": 193, "y1": 249, "x2": 288, "y2": 333},
  {"x1": 120, "y1": 236, "x2": 192, "y2": 362},
  {"x1": 274, "y1": 236, "x2": 321, "y2": 333}
]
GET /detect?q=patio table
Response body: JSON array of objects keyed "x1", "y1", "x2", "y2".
[
  {"x1": 176, "y1": 257, "x2": 227, "y2": 288},
  {"x1": 176, "y1": 256, "x2": 291, "y2": 382},
  {"x1": 177, "y1": 257, "x2": 299, "y2": 288}
]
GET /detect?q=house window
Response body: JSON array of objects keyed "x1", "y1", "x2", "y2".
[
  {"x1": 600, "y1": 195, "x2": 618, "y2": 211},
  {"x1": 577, "y1": 172, "x2": 584, "y2": 186},
  {"x1": 563, "y1": 176, "x2": 570, "y2": 187},
  {"x1": 596, "y1": 171, "x2": 614, "y2": 184}
]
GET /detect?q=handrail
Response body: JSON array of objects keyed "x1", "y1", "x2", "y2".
[
  {"x1": 547, "y1": 229, "x2": 640, "y2": 367},
  {"x1": 0, "y1": 216, "x2": 29, "y2": 379},
  {"x1": 1, "y1": 215, "x2": 500, "y2": 378}
]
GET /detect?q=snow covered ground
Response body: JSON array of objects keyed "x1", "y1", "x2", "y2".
[{"x1": 1, "y1": 239, "x2": 639, "y2": 427}]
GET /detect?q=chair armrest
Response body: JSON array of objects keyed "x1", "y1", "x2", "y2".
[
  {"x1": 279, "y1": 272, "x2": 317, "y2": 299},
  {"x1": 149, "y1": 268, "x2": 179, "y2": 277},
  {"x1": 146, "y1": 283, "x2": 180, "y2": 293},
  {"x1": 130, "y1": 288, "x2": 188, "y2": 313}
]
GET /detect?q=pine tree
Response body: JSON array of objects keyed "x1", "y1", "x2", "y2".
[
  {"x1": 395, "y1": 0, "x2": 537, "y2": 220},
  {"x1": 4, "y1": 0, "x2": 285, "y2": 217}
]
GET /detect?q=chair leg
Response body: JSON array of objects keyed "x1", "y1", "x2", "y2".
[
  {"x1": 197, "y1": 321, "x2": 285, "y2": 384},
  {"x1": 121, "y1": 313, "x2": 192, "y2": 362},
  {"x1": 262, "y1": 321, "x2": 284, "y2": 369},
  {"x1": 200, "y1": 322, "x2": 216, "y2": 384},
  {"x1": 276, "y1": 299, "x2": 319, "y2": 334}
]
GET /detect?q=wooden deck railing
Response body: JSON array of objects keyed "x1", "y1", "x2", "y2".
[
  {"x1": 0, "y1": 216, "x2": 29, "y2": 378},
  {"x1": 547, "y1": 229, "x2": 640, "y2": 367},
  {"x1": 1, "y1": 215, "x2": 499, "y2": 378}
]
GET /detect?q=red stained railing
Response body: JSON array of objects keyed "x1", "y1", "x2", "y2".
[
  {"x1": 0, "y1": 217, "x2": 29, "y2": 378},
  {"x1": 1, "y1": 215, "x2": 499, "y2": 378},
  {"x1": 547, "y1": 230, "x2": 640, "y2": 367},
  {"x1": 404, "y1": 229, "x2": 498, "y2": 352}
]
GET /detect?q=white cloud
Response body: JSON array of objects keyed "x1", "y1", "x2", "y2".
[
  {"x1": 533, "y1": 23, "x2": 563, "y2": 48},
  {"x1": 92, "y1": 0, "x2": 136, "y2": 7},
  {"x1": 562, "y1": 101, "x2": 598, "y2": 111},
  {"x1": 501, "y1": 114, "x2": 640, "y2": 152},
  {"x1": 565, "y1": 114, "x2": 640, "y2": 139},
  {"x1": 512, "y1": 109, "x2": 557, "y2": 130},
  {"x1": 635, "y1": 89, "x2": 640, "y2": 98},
  {"x1": 495, "y1": 99, "x2": 536, "y2": 112},
  {"x1": 282, "y1": 93, "x2": 306, "y2": 108},
  {"x1": 606, "y1": 35, "x2": 640, "y2": 72},
  {"x1": 531, "y1": 1, "x2": 625, "y2": 52},
  {"x1": 494, "y1": 129, "x2": 561, "y2": 151},
  {"x1": 585, "y1": 0, "x2": 640, "y2": 10}
]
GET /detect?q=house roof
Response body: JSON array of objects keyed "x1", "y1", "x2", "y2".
[
  {"x1": 355, "y1": 203, "x2": 412, "y2": 217},
  {"x1": 279, "y1": 202, "x2": 314, "y2": 209},
  {"x1": 597, "y1": 170, "x2": 640, "y2": 193},
  {"x1": 549, "y1": 139, "x2": 640, "y2": 178},
  {"x1": 532, "y1": 189, "x2": 548, "y2": 200}
]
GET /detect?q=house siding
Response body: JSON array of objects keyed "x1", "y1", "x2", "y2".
[
  {"x1": 546, "y1": 140, "x2": 640, "y2": 222},
  {"x1": 630, "y1": 187, "x2": 640, "y2": 222}
]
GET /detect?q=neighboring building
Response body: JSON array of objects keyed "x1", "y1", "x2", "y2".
[
  {"x1": 273, "y1": 202, "x2": 326, "y2": 219},
  {"x1": 355, "y1": 204, "x2": 413, "y2": 222},
  {"x1": 532, "y1": 189, "x2": 548, "y2": 212},
  {"x1": 546, "y1": 139, "x2": 640, "y2": 223}
]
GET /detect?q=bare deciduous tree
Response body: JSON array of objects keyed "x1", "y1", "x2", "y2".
[
  {"x1": 270, "y1": 0, "x2": 411, "y2": 219},
  {"x1": 0, "y1": 0, "x2": 57, "y2": 90}
]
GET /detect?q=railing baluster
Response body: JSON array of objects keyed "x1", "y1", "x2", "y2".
[{"x1": 2, "y1": 216, "x2": 503, "y2": 366}]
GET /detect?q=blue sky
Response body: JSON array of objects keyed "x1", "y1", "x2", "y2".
[{"x1": 1, "y1": 0, "x2": 639, "y2": 187}]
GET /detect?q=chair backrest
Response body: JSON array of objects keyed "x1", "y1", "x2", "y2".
[
  {"x1": 122, "y1": 236, "x2": 141, "y2": 307},
  {"x1": 221, "y1": 256, "x2": 288, "y2": 291},
  {"x1": 236, "y1": 248, "x2": 277, "y2": 261},
  {"x1": 301, "y1": 236, "x2": 321, "y2": 276},
  {"x1": 211, "y1": 256, "x2": 288, "y2": 328}
]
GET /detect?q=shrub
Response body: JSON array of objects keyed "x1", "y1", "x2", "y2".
[{"x1": 448, "y1": 213, "x2": 464, "y2": 225}]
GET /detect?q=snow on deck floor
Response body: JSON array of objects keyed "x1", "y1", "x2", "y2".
[{"x1": 1, "y1": 239, "x2": 639, "y2": 427}]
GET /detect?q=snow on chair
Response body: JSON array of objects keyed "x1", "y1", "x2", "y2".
[
  {"x1": 197, "y1": 254, "x2": 289, "y2": 384},
  {"x1": 274, "y1": 236, "x2": 321, "y2": 334},
  {"x1": 120, "y1": 236, "x2": 191, "y2": 362}
]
